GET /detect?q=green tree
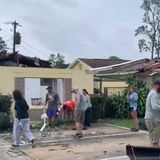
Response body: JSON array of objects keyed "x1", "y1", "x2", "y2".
[
  {"x1": 135, "y1": 0, "x2": 160, "y2": 59},
  {"x1": 0, "y1": 32, "x2": 7, "y2": 52},
  {"x1": 49, "y1": 53, "x2": 69, "y2": 68},
  {"x1": 109, "y1": 56, "x2": 121, "y2": 60},
  {"x1": 0, "y1": 28, "x2": 7, "y2": 51}
]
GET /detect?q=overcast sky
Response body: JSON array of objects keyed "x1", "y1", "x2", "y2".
[{"x1": 0, "y1": 0, "x2": 150, "y2": 62}]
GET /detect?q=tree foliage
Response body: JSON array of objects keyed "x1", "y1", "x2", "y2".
[
  {"x1": 109, "y1": 56, "x2": 120, "y2": 60},
  {"x1": 0, "y1": 35, "x2": 7, "y2": 52},
  {"x1": 48, "y1": 53, "x2": 69, "y2": 68},
  {"x1": 135, "y1": 0, "x2": 160, "y2": 59}
]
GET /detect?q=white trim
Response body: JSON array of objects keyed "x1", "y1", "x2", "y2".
[
  {"x1": 95, "y1": 71, "x2": 138, "y2": 76},
  {"x1": 100, "y1": 156, "x2": 128, "y2": 160},
  {"x1": 90, "y1": 59, "x2": 147, "y2": 72},
  {"x1": 68, "y1": 58, "x2": 92, "y2": 69},
  {"x1": 149, "y1": 72, "x2": 158, "y2": 76}
]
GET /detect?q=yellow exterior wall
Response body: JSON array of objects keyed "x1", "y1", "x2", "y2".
[
  {"x1": 69, "y1": 61, "x2": 93, "y2": 94},
  {"x1": 102, "y1": 82, "x2": 127, "y2": 89},
  {"x1": 0, "y1": 66, "x2": 93, "y2": 95},
  {"x1": 71, "y1": 61, "x2": 127, "y2": 93}
]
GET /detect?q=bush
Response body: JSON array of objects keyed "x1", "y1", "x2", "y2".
[
  {"x1": 109, "y1": 92, "x2": 130, "y2": 119},
  {"x1": 0, "y1": 112, "x2": 12, "y2": 131},
  {"x1": 90, "y1": 95, "x2": 103, "y2": 122},
  {"x1": 0, "y1": 94, "x2": 12, "y2": 115},
  {"x1": 0, "y1": 94, "x2": 12, "y2": 131}
]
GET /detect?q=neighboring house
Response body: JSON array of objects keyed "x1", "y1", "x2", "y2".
[
  {"x1": 93, "y1": 58, "x2": 160, "y2": 90},
  {"x1": 68, "y1": 58, "x2": 129, "y2": 95}
]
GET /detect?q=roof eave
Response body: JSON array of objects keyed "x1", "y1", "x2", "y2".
[
  {"x1": 95, "y1": 71, "x2": 138, "y2": 76},
  {"x1": 89, "y1": 59, "x2": 147, "y2": 72}
]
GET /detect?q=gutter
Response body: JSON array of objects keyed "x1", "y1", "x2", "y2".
[
  {"x1": 90, "y1": 59, "x2": 148, "y2": 73},
  {"x1": 95, "y1": 71, "x2": 138, "y2": 76}
]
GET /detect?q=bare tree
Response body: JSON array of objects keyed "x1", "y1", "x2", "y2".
[{"x1": 135, "y1": 0, "x2": 160, "y2": 59}]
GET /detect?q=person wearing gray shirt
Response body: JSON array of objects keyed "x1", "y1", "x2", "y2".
[
  {"x1": 72, "y1": 88, "x2": 86, "y2": 138},
  {"x1": 145, "y1": 79, "x2": 160, "y2": 147}
]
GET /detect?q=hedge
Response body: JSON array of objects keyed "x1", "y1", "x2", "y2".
[
  {"x1": 0, "y1": 94, "x2": 12, "y2": 131},
  {"x1": 90, "y1": 95, "x2": 104, "y2": 122}
]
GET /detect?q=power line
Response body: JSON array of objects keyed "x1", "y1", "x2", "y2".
[
  {"x1": 22, "y1": 40, "x2": 50, "y2": 58},
  {"x1": 20, "y1": 45, "x2": 38, "y2": 57},
  {"x1": 5, "y1": 37, "x2": 12, "y2": 43}
]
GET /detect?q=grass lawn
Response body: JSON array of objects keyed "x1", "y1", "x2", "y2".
[{"x1": 106, "y1": 118, "x2": 134, "y2": 128}]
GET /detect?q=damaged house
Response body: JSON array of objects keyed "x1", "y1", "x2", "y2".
[{"x1": 0, "y1": 51, "x2": 51, "y2": 68}]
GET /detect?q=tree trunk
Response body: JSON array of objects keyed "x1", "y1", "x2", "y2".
[{"x1": 151, "y1": 52, "x2": 154, "y2": 59}]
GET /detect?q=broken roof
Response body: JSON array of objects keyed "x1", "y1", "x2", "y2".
[
  {"x1": 94, "y1": 58, "x2": 160, "y2": 76},
  {"x1": 0, "y1": 51, "x2": 51, "y2": 68}
]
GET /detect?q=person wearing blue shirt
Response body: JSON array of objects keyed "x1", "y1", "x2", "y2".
[{"x1": 127, "y1": 85, "x2": 139, "y2": 132}]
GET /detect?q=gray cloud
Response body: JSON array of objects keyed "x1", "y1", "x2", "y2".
[{"x1": 0, "y1": 0, "x2": 149, "y2": 62}]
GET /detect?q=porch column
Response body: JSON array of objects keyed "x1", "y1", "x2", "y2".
[{"x1": 100, "y1": 76, "x2": 102, "y2": 93}]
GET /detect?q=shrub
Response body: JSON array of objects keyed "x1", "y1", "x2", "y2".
[
  {"x1": 0, "y1": 112, "x2": 12, "y2": 131},
  {"x1": 109, "y1": 92, "x2": 130, "y2": 119},
  {"x1": 0, "y1": 94, "x2": 12, "y2": 115},
  {"x1": 0, "y1": 94, "x2": 12, "y2": 131},
  {"x1": 90, "y1": 95, "x2": 103, "y2": 122}
]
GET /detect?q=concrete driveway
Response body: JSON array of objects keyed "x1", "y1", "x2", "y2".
[{"x1": 0, "y1": 123, "x2": 149, "y2": 160}]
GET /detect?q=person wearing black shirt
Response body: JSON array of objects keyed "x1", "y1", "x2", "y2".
[{"x1": 13, "y1": 90, "x2": 36, "y2": 148}]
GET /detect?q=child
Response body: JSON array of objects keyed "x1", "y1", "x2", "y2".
[{"x1": 12, "y1": 90, "x2": 36, "y2": 148}]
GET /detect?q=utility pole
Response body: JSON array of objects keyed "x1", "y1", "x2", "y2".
[
  {"x1": 5, "y1": 21, "x2": 21, "y2": 65},
  {"x1": 12, "y1": 21, "x2": 21, "y2": 54}
]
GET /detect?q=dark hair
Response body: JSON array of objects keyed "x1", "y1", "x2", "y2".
[
  {"x1": 130, "y1": 85, "x2": 137, "y2": 92},
  {"x1": 47, "y1": 86, "x2": 52, "y2": 90},
  {"x1": 83, "y1": 89, "x2": 88, "y2": 94},
  {"x1": 13, "y1": 90, "x2": 23, "y2": 101}
]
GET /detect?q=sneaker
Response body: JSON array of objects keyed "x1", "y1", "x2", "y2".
[
  {"x1": 11, "y1": 144, "x2": 19, "y2": 148},
  {"x1": 31, "y1": 139, "x2": 36, "y2": 148},
  {"x1": 130, "y1": 128, "x2": 139, "y2": 132}
]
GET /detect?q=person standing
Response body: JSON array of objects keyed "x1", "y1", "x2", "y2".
[
  {"x1": 45, "y1": 86, "x2": 60, "y2": 127},
  {"x1": 127, "y1": 85, "x2": 139, "y2": 132},
  {"x1": 12, "y1": 90, "x2": 36, "y2": 148},
  {"x1": 145, "y1": 79, "x2": 160, "y2": 147},
  {"x1": 82, "y1": 89, "x2": 92, "y2": 129},
  {"x1": 72, "y1": 88, "x2": 86, "y2": 138}
]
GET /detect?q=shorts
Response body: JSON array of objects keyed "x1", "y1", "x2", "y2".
[
  {"x1": 47, "y1": 108, "x2": 58, "y2": 119},
  {"x1": 74, "y1": 110, "x2": 85, "y2": 124},
  {"x1": 145, "y1": 119, "x2": 160, "y2": 145},
  {"x1": 129, "y1": 107, "x2": 137, "y2": 112}
]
